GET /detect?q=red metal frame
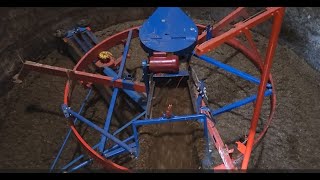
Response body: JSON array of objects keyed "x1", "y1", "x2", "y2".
[
  {"x1": 21, "y1": 7, "x2": 285, "y2": 171},
  {"x1": 195, "y1": 7, "x2": 285, "y2": 170},
  {"x1": 23, "y1": 61, "x2": 146, "y2": 93}
]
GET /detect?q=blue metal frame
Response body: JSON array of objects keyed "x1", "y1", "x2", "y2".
[
  {"x1": 153, "y1": 70, "x2": 189, "y2": 78},
  {"x1": 72, "y1": 33, "x2": 90, "y2": 53},
  {"x1": 52, "y1": 27, "x2": 149, "y2": 172},
  {"x1": 139, "y1": 7, "x2": 198, "y2": 55},
  {"x1": 98, "y1": 30, "x2": 133, "y2": 152},
  {"x1": 53, "y1": 8, "x2": 276, "y2": 172},
  {"x1": 193, "y1": 53, "x2": 272, "y2": 88},
  {"x1": 50, "y1": 88, "x2": 93, "y2": 172},
  {"x1": 65, "y1": 27, "x2": 99, "y2": 54},
  {"x1": 60, "y1": 135, "x2": 136, "y2": 172},
  {"x1": 142, "y1": 60, "x2": 149, "y2": 95},
  {"x1": 61, "y1": 104, "x2": 135, "y2": 153},
  {"x1": 206, "y1": 25, "x2": 213, "y2": 41},
  {"x1": 211, "y1": 89, "x2": 272, "y2": 116},
  {"x1": 80, "y1": 32, "x2": 94, "y2": 49},
  {"x1": 132, "y1": 114, "x2": 209, "y2": 158},
  {"x1": 98, "y1": 88, "x2": 120, "y2": 152},
  {"x1": 85, "y1": 30, "x2": 99, "y2": 44},
  {"x1": 192, "y1": 53, "x2": 273, "y2": 118},
  {"x1": 103, "y1": 67, "x2": 146, "y2": 110}
]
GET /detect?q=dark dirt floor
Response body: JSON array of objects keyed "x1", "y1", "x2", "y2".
[
  {"x1": 132, "y1": 78, "x2": 205, "y2": 170},
  {"x1": 0, "y1": 19, "x2": 319, "y2": 171}
]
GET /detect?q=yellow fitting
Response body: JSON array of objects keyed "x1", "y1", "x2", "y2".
[{"x1": 98, "y1": 51, "x2": 113, "y2": 60}]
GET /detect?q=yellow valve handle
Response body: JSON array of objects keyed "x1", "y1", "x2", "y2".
[{"x1": 99, "y1": 51, "x2": 113, "y2": 60}]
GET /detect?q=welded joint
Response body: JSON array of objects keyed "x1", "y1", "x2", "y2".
[{"x1": 61, "y1": 104, "x2": 71, "y2": 118}]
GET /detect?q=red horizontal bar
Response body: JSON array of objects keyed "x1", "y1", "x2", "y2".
[
  {"x1": 23, "y1": 61, "x2": 146, "y2": 93},
  {"x1": 195, "y1": 7, "x2": 283, "y2": 55}
]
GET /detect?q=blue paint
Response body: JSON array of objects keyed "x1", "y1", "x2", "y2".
[
  {"x1": 153, "y1": 70, "x2": 189, "y2": 78},
  {"x1": 103, "y1": 67, "x2": 146, "y2": 109},
  {"x1": 68, "y1": 159, "x2": 93, "y2": 173},
  {"x1": 61, "y1": 144, "x2": 99, "y2": 172},
  {"x1": 133, "y1": 114, "x2": 206, "y2": 126},
  {"x1": 193, "y1": 53, "x2": 272, "y2": 88},
  {"x1": 61, "y1": 136, "x2": 135, "y2": 172},
  {"x1": 85, "y1": 30, "x2": 99, "y2": 45},
  {"x1": 61, "y1": 105, "x2": 134, "y2": 153},
  {"x1": 132, "y1": 114, "x2": 209, "y2": 160},
  {"x1": 104, "y1": 143, "x2": 136, "y2": 158},
  {"x1": 132, "y1": 123, "x2": 140, "y2": 157},
  {"x1": 80, "y1": 32, "x2": 94, "y2": 49},
  {"x1": 105, "y1": 136, "x2": 135, "y2": 154},
  {"x1": 196, "y1": 95, "x2": 202, "y2": 114},
  {"x1": 139, "y1": 7, "x2": 198, "y2": 55},
  {"x1": 65, "y1": 27, "x2": 87, "y2": 38},
  {"x1": 72, "y1": 33, "x2": 89, "y2": 53},
  {"x1": 98, "y1": 88, "x2": 120, "y2": 152},
  {"x1": 206, "y1": 25, "x2": 213, "y2": 41},
  {"x1": 142, "y1": 60, "x2": 149, "y2": 95},
  {"x1": 112, "y1": 111, "x2": 146, "y2": 136},
  {"x1": 117, "y1": 30, "x2": 133, "y2": 78},
  {"x1": 50, "y1": 88, "x2": 93, "y2": 172},
  {"x1": 211, "y1": 89, "x2": 273, "y2": 116},
  {"x1": 121, "y1": 80, "x2": 135, "y2": 91},
  {"x1": 98, "y1": 30, "x2": 134, "y2": 152}
]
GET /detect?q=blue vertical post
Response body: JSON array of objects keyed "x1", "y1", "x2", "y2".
[
  {"x1": 142, "y1": 60, "x2": 149, "y2": 95},
  {"x1": 98, "y1": 89, "x2": 119, "y2": 152},
  {"x1": 117, "y1": 30, "x2": 133, "y2": 78},
  {"x1": 98, "y1": 30, "x2": 133, "y2": 152},
  {"x1": 132, "y1": 123, "x2": 139, "y2": 157},
  {"x1": 206, "y1": 25, "x2": 213, "y2": 41},
  {"x1": 200, "y1": 115, "x2": 213, "y2": 169}
]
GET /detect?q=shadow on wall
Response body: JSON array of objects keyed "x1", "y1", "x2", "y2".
[{"x1": 280, "y1": 7, "x2": 320, "y2": 72}]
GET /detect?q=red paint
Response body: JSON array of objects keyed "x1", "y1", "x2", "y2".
[
  {"x1": 64, "y1": 83, "x2": 129, "y2": 172},
  {"x1": 195, "y1": 7, "x2": 284, "y2": 170},
  {"x1": 25, "y1": 7, "x2": 283, "y2": 171},
  {"x1": 149, "y1": 52, "x2": 179, "y2": 73},
  {"x1": 165, "y1": 104, "x2": 173, "y2": 118},
  {"x1": 241, "y1": 8, "x2": 285, "y2": 170},
  {"x1": 195, "y1": 7, "x2": 283, "y2": 56},
  {"x1": 23, "y1": 61, "x2": 146, "y2": 93}
]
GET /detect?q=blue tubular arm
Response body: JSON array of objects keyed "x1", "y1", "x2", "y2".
[
  {"x1": 211, "y1": 89, "x2": 272, "y2": 116},
  {"x1": 61, "y1": 136, "x2": 134, "y2": 172},
  {"x1": 50, "y1": 88, "x2": 93, "y2": 172},
  {"x1": 103, "y1": 67, "x2": 146, "y2": 110},
  {"x1": 98, "y1": 30, "x2": 133, "y2": 152},
  {"x1": 61, "y1": 104, "x2": 134, "y2": 154},
  {"x1": 193, "y1": 53, "x2": 272, "y2": 88}
]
